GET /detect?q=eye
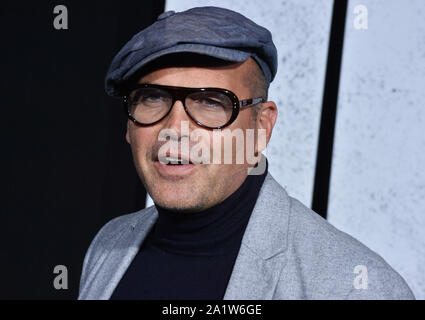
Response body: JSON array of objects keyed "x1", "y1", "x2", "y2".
[
  {"x1": 199, "y1": 98, "x2": 225, "y2": 107},
  {"x1": 141, "y1": 94, "x2": 163, "y2": 102},
  {"x1": 131, "y1": 88, "x2": 170, "y2": 104}
]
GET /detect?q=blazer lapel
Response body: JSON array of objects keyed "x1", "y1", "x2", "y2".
[{"x1": 223, "y1": 173, "x2": 290, "y2": 299}]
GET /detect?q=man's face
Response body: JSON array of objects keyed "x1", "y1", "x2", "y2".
[{"x1": 125, "y1": 57, "x2": 276, "y2": 212}]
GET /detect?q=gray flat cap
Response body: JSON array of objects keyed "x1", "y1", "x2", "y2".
[{"x1": 105, "y1": 6, "x2": 278, "y2": 97}]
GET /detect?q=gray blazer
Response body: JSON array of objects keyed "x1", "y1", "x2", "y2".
[{"x1": 78, "y1": 173, "x2": 415, "y2": 299}]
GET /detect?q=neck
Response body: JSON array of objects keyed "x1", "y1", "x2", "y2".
[{"x1": 149, "y1": 162, "x2": 268, "y2": 256}]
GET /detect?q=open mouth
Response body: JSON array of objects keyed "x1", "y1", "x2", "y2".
[{"x1": 154, "y1": 155, "x2": 196, "y2": 178}]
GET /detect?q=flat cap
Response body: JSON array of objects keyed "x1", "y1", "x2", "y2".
[{"x1": 105, "y1": 6, "x2": 278, "y2": 97}]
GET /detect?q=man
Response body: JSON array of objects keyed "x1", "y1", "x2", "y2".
[{"x1": 78, "y1": 6, "x2": 414, "y2": 299}]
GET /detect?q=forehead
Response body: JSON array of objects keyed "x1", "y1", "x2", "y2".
[
  {"x1": 139, "y1": 65, "x2": 238, "y2": 88},
  {"x1": 135, "y1": 53, "x2": 256, "y2": 94}
]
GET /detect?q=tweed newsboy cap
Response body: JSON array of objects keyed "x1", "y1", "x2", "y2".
[{"x1": 105, "y1": 6, "x2": 278, "y2": 97}]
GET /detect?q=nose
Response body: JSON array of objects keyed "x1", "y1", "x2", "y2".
[{"x1": 162, "y1": 100, "x2": 191, "y2": 133}]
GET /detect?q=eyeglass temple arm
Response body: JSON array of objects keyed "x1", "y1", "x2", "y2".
[{"x1": 239, "y1": 97, "x2": 265, "y2": 109}]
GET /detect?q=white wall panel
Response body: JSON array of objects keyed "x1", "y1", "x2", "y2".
[{"x1": 328, "y1": 0, "x2": 425, "y2": 298}]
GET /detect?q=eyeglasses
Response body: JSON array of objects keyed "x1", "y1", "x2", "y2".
[{"x1": 123, "y1": 83, "x2": 265, "y2": 129}]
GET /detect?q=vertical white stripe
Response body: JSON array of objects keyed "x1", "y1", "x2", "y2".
[{"x1": 328, "y1": 0, "x2": 425, "y2": 299}]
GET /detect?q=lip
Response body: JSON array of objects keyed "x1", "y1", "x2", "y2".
[{"x1": 154, "y1": 160, "x2": 196, "y2": 179}]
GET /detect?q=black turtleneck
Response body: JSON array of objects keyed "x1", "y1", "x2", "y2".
[{"x1": 111, "y1": 165, "x2": 267, "y2": 300}]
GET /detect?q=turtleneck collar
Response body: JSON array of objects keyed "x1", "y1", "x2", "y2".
[{"x1": 147, "y1": 162, "x2": 268, "y2": 257}]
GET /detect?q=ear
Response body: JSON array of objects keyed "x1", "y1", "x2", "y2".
[
  {"x1": 256, "y1": 101, "x2": 278, "y2": 145},
  {"x1": 125, "y1": 121, "x2": 131, "y2": 144}
]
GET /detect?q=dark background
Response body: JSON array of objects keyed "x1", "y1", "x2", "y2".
[{"x1": 1, "y1": 0, "x2": 164, "y2": 299}]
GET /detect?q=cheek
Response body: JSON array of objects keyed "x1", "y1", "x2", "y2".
[
  {"x1": 129, "y1": 126, "x2": 158, "y2": 159},
  {"x1": 210, "y1": 113, "x2": 254, "y2": 164}
]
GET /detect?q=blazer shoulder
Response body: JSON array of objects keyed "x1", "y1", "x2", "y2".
[
  {"x1": 88, "y1": 206, "x2": 155, "y2": 250},
  {"x1": 78, "y1": 206, "x2": 156, "y2": 295},
  {"x1": 282, "y1": 196, "x2": 415, "y2": 299}
]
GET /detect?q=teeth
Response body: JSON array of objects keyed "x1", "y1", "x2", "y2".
[{"x1": 158, "y1": 156, "x2": 190, "y2": 164}]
